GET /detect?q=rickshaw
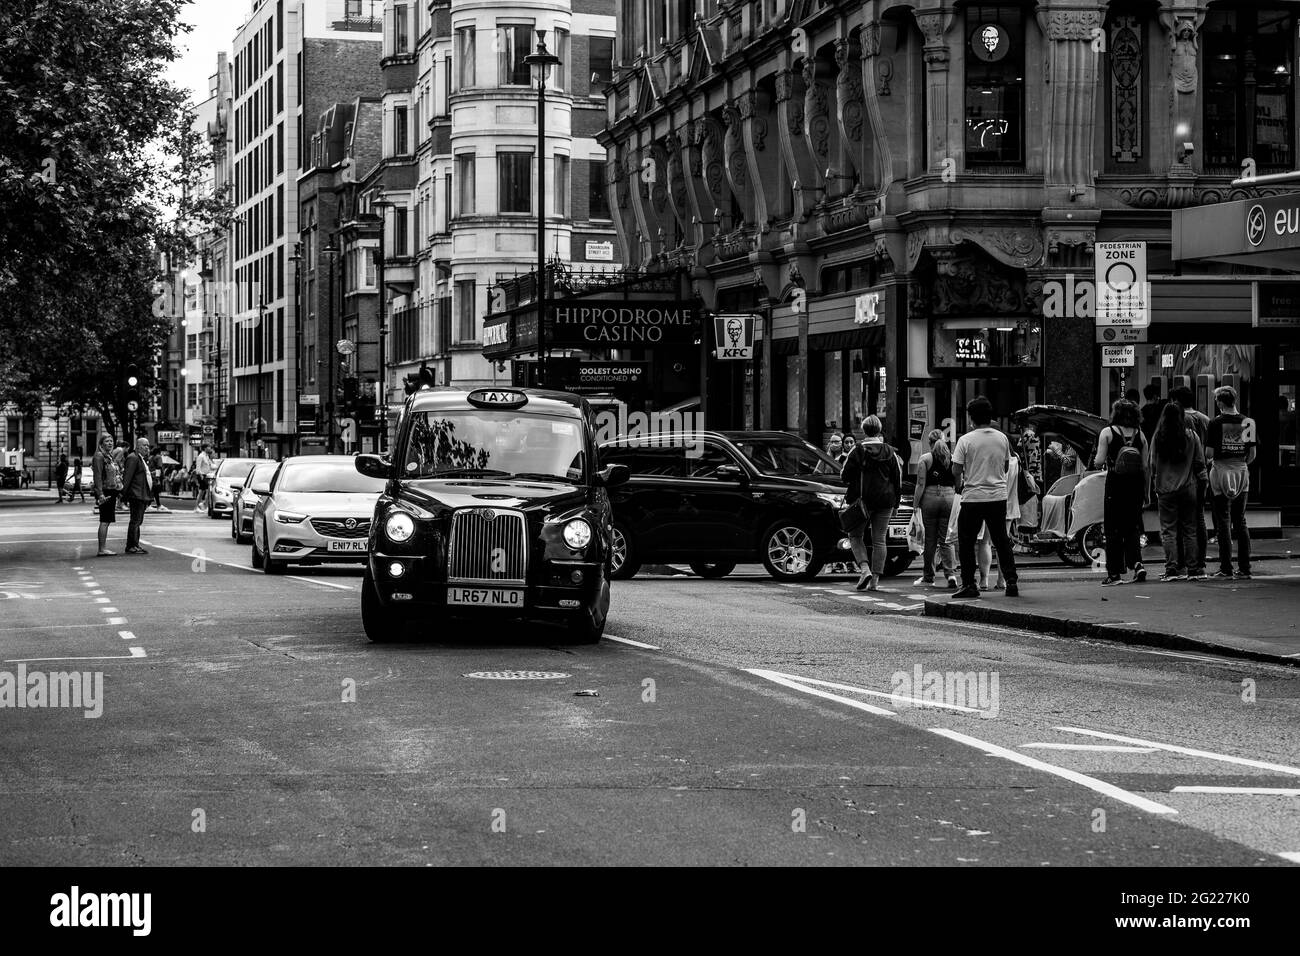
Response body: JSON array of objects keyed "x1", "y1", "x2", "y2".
[{"x1": 1012, "y1": 405, "x2": 1112, "y2": 567}]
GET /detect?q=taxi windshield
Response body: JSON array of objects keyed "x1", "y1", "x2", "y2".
[
  {"x1": 733, "y1": 438, "x2": 842, "y2": 478},
  {"x1": 402, "y1": 411, "x2": 587, "y2": 483}
]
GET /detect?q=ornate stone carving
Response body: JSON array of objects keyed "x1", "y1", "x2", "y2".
[
  {"x1": 907, "y1": 280, "x2": 930, "y2": 320},
  {"x1": 1110, "y1": 16, "x2": 1142, "y2": 163},
  {"x1": 905, "y1": 230, "x2": 927, "y2": 272},
  {"x1": 1045, "y1": 229, "x2": 1096, "y2": 256},
  {"x1": 1160, "y1": 10, "x2": 1204, "y2": 95},
  {"x1": 834, "y1": 38, "x2": 865, "y2": 145},
  {"x1": 931, "y1": 256, "x2": 1027, "y2": 315},
  {"x1": 721, "y1": 104, "x2": 749, "y2": 198},
  {"x1": 802, "y1": 59, "x2": 832, "y2": 167},
  {"x1": 1041, "y1": 8, "x2": 1103, "y2": 41},
  {"x1": 914, "y1": 11, "x2": 954, "y2": 65},
  {"x1": 774, "y1": 68, "x2": 794, "y2": 104},
  {"x1": 860, "y1": 21, "x2": 881, "y2": 58},
  {"x1": 948, "y1": 226, "x2": 1045, "y2": 269}
]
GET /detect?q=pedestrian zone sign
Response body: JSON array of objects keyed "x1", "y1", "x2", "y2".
[{"x1": 1095, "y1": 241, "x2": 1149, "y2": 327}]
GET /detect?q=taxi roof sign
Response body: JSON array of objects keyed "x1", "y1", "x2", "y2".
[{"x1": 467, "y1": 388, "x2": 529, "y2": 409}]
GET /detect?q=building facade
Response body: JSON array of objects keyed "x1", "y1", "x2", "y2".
[{"x1": 597, "y1": 0, "x2": 1300, "y2": 511}]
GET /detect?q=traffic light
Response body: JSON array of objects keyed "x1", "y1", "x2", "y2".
[{"x1": 342, "y1": 376, "x2": 359, "y2": 417}]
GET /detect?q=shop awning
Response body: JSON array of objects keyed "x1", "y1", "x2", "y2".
[{"x1": 1172, "y1": 193, "x2": 1300, "y2": 270}]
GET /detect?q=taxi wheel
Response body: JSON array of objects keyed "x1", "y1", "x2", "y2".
[
  {"x1": 261, "y1": 531, "x2": 284, "y2": 575},
  {"x1": 565, "y1": 574, "x2": 609, "y2": 644},
  {"x1": 362, "y1": 570, "x2": 405, "y2": 642},
  {"x1": 609, "y1": 522, "x2": 641, "y2": 580},
  {"x1": 689, "y1": 562, "x2": 736, "y2": 579},
  {"x1": 760, "y1": 521, "x2": 824, "y2": 582}
]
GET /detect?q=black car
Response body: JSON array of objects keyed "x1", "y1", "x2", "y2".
[
  {"x1": 599, "y1": 430, "x2": 916, "y2": 581},
  {"x1": 354, "y1": 386, "x2": 628, "y2": 644}
]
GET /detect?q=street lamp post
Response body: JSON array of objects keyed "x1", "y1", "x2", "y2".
[
  {"x1": 289, "y1": 242, "x2": 303, "y2": 455},
  {"x1": 323, "y1": 233, "x2": 340, "y2": 454},
  {"x1": 256, "y1": 297, "x2": 267, "y2": 459},
  {"x1": 370, "y1": 199, "x2": 396, "y2": 454},
  {"x1": 525, "y1": 30, "x2": 560, "y2": 389}
]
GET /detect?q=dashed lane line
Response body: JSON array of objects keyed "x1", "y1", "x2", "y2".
[
  {"x1": 1056, "y1": 727, "x2": 1300, "y2": 777},
  {"x1": 931, "y1": 728, "x2": 1178, "y2": 816},
  {"x1": 98, "y1": 607, "x2": 118, "y2": 613},
  {"x1": 1171, "y1": 786, "x2": 1300, "y2": 796},
  {"x1": 603, "y1": 634, "x2": 660, "y2": 650},
  {"x1": 118, "y1": 631, "x2": 135, "y2": 641}
]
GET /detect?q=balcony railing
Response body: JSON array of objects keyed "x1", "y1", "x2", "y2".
[{"x1": 331, "y1": 15, "x2": 381, "y2": 33}]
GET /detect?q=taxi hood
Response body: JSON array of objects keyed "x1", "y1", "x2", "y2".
[{"x1": 398, "y1": 479, "x2": 589, "y2": 516}]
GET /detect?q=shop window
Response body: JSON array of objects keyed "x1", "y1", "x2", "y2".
[
  {"x1": 931, "y1": 319, "x2": 1040, "y2": 369},
  {"x1": 1203, "y1": 7, "x2": 1295, "y2": 174},
  {"x1": 823, "y1": 351, "x2": 844, "y2": 431},
  {"x1": 963, "y1": 4, "x2": 1026, "y2": 167}
]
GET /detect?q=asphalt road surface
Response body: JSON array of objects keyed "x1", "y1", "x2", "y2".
[{"x1": 2, "y1": 493, "x2": 1298, "y2": 866}]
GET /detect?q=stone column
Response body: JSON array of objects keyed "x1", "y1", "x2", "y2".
[
  {"x1": 913, "y1": 7, "x2": 956, "y2": 173},
  {"x1": 1158, "y1": 5, "x2": 1207, "y2": 186},
  {"x1": 1037, "y1": 4, "x2": 1106, "y2": 204}
]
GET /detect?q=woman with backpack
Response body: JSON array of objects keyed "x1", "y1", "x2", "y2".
[
  {"x1": 912, "y1": 428, "x2": 958, "y2": 589},
  {"x1": 1093, "y1": 398, "x2": 1150, "y2": 586},
  {"x1": 1148, "y1": 402, "x2": 1208, "y2": 582},
  {"x1": 841, "y1": 415, "x2": 903, "y2": 592}
]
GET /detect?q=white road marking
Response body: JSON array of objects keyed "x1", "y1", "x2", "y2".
[
  {"x1": 89, "y1": 590, "x2": 104, "y2": 596},
  {"x1": 746, "y1": 669, "x2": 896, "y2": 716},
  {"x1": 603, "y1": 634, "x2": 660, "y2": 650},
  {"x1": 1121, "y1": 647, "x2": 1242, "y2": 665},
  {"x1": 143, "y1": 540, "x2": 356, "y2": 589},
  {"x1": 93, "y1": 597, "x2": 110, "y2": 604},
  {"x1": 1096, "y1": 621, "x2": 1141, "y2": 627},
  {"x1": 1057, "y1": 727, "x2": 1300, "y2": 777},
  {"x1": 1171, "y1": 786, "x2": 1300, "y2": 796},
  {"x1": 118, "y1": 631, "x2": 135, "y2": 641},
  {"x1": 849, "y1": 595, "x2": 880, "y2": 603},
  {"x1": 1279, "y1": 852, "x2": 1300, "y2": 863},
  {"x1": 931, "y1": 728, "x2": 1178, "y2": 815},
  {"x1": 98, "y1": 607, "x2": 118, "y2": 613},
  {"x1": 4, "y1": 647, "x2": 146, "y2": 663},
  {"x1": 758, "y1": 671, "x2": 985, "y2": 714},
  {"x1": 1022, "y1": 743, "x2": 1157, "y2": 753},
  {"x1": 107, "y1": 617, "x2": 126, "y2": 626},
  {"x1": 0, "y1": 622, "x2": 118, "y2": 631},
  {"x1": 285, "y1": 575, "x2": 355, "y2": 591}
]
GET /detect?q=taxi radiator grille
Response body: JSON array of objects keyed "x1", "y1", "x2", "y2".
[
  {"x1": 311, "y1": 518, "x2": 371, "y2": 539},
  {"x1": 447, "y1": 509, "x2": 527, "y2": 585}
]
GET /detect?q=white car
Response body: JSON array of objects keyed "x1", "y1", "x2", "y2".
[
  {"x1": 206, "y1": 457, "x2": 262, "y2": 519},
  {"x1": 231, "y1": 461, "x2": 278, "y2": 544},
  {"x1": 250, "y1": 455, "x2": 386, "y2": 574}
]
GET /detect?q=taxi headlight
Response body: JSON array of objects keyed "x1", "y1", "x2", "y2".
[
  {"x1": 385, "y1": 511, "x2": 415, "y2": 542},
  {"x1": 562, "y1": 518, "x2": 592, "y2": 550}
]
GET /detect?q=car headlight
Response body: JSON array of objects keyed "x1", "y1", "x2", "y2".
[
  {"x1": 214, "y1": 485, "x2": 232, "y2": 498},
  {"x1": 816, "y1": 492, "x2": 845, "y2": 509},
  {"x1": 275, "y1": 511, "x2": 308, "y2": 524},
  {"x1": 385, "y1": 511, "x2": 415, "y2": 543},
  {"x1": 562, "y1": 518, "x2": 592, "y2": 550}
]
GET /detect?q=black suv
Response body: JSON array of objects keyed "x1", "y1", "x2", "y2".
[
  {"x1": 599, "y1": 431, "x2": 916, "y2": 581},
  {"x1": 354, "y1": 387, "x2": 628, "y2": 644}
]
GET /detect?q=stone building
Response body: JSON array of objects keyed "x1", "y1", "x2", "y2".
[{"x1": 597, "y1": 0, "x2": 1300, "y2": 506}]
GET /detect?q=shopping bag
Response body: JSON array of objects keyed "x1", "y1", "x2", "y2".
[{"x1": 907, "y1": 509, "x2": 925, "y2": 553}]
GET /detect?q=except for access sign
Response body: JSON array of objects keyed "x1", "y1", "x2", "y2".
[
  {"x1": 1094, "y1": 241, "x2": 1149, "y2": 327},
  {"x1": 1101, "y1": 345, "x2": 1135, "y2": 367},
  {"x1": 713, "y1": 314, "x2": 756, "y2": 360}
]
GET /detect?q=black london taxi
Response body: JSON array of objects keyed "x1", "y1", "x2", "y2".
[
  {"x1": 599, "y1": 430, "x2": 917, "y2": 581},
  {"x1": 353, "y1": 386, "x2": 628, "y2": 644}
]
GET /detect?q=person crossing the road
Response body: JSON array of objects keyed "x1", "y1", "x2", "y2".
[
  {"x1": 842, "y1": 416, "x2": 902, "y2": 592},
  {"x1": 54, "y1": 454, "x2": 69, "y2": 503},
  {"x1": 91, "y1": 435, "x2": 122, "y2": 557},
  {"x1": 193, "y1": 444, "x2": 215, "y2": 510},
  {"x1": 120, "y1": 438, "x2": 153, "y2": 555},
  {"x1": 950, "y1": 396, "x2": 1020, "y2": 599}
]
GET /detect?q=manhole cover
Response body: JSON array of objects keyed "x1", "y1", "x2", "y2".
[{"x1": 463, "y1": 670, "x2": 570, "y2": 680}]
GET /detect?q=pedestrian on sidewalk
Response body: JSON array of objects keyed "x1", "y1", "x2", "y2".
[
  {"x1": 837, "y1": 434, "x2": 857, "y2": 468},
  {"x1": 912, "y1": 428, "x2": 958, "y2": 589},
  {"x1": 148, "y1": 448, "x2": 166, "y2": 511},
  {"x1": 90, "y1": 436, "x2": 122, "y2": 557},
  {"x1": 1140, "y1": 383, "x2": 1166, "y2": 443},
  {"x1": 1170, "y1": 386, "x2": 1210, "y2": 572},
  {"x1": 70, "y1": 456, "x2": 87, "y2": 502},
  {"x1": 1094, "y1": 398, "x2": 1149, "y2": 586},
  {"x1": 842, "y1": 415, "x2": 902, "y2": 592},
  {"x1": 982, "y1": 452, "x2": 1034, "y2": 590},
  {"x1": 194, "y1": 444, "x2": 215, "y2": 509},
  {"x1": 950, "y1": 396, "x2": 1020, "y2": 599},
  {"x1": 120, "y1": 438, "x2": 152, "y2": 555},
  {"x1": 54, "y1": 453, "x2": 69, "y2": 503},
  {"x1": 1206, "y1": 385, "x2": 1256, "y2": 580},
  {"x1": 1149, "y1": 403, "x2": 1208, "y2": 581}
]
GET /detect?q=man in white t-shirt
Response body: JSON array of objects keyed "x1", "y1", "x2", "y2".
[{"x1": 950, "y1": 396, "x2": 1020, "y2": 599}]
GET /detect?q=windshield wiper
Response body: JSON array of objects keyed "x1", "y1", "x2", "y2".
[
  {"x1": 423, "y1": 468, "x2": 511, "y2": 478},
  {"x1": 513, "y1": 472, "x2": 577, "y2": 484}
]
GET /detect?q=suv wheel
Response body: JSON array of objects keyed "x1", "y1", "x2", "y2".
[
  {"x1": 609, "y1": 522, "x2": 641, "y2": 580},
  {"x1": 689, "y1": 562, "x2": 736, "y2": 579},
  {"x1": 760, "y1": 522, "x2": 824, "y2": 582}
]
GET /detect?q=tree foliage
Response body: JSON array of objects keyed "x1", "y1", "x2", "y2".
[{"x1": 0, "y1": 0, "x2": 226, "y2": 432}]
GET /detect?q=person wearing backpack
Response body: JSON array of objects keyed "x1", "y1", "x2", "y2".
[
  {"x1": 841, "y1": 415, "x2": 902, "y2": 592},
  {"x1": 1205, "y1": 385, "x2": 1257, "y2": 580},
  {"x1": 1093, "y1": 398, "x2": 1149, "y2": 586}
]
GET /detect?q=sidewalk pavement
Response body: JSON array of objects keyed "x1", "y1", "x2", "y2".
[{"x1": 924, "y1": 568, "x2": 1300, "y2": 668}]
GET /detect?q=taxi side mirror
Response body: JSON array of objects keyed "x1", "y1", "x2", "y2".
[
  {"x1": 355, "y1": 454, "x2": 391, "y2": 481},
  {"x1": 250, "y1": 481, "x2": 271, "y2": 496},
  {"x1": 597, "y1": 464, "x2": 629, "y2": 488}
]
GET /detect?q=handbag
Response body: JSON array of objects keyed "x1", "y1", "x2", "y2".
[
  {"x1": 839, "y1": 502, "x2": 868, "y2": 535},
  {"x1": 906, "y1": 509, "x2": 926, "y2": 553}
]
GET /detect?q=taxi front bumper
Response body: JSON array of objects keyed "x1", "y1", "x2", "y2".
[{"x1": 368, "y1": 552, "x2": 604, "y2": 612}]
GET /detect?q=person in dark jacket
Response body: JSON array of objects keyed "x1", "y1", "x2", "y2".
[
  {"x1": 120, "y1": 438, "x2": 153, "y2": 554},
  {"x1": 91, "y1": 435, "x2": 122, "y2": 556},
  {"x1": 1094, "y1": 399, "x2": 1150, "y2": 586},
  {"x1": 1148, "y1": 402, "x2": 1208, "y2": 581},
  {"x1": 841, "y1": 415, "x2": 902, "y2": 592},
  {"x1": 54, "y1": 454, "x2": 69, "y2": 502}
]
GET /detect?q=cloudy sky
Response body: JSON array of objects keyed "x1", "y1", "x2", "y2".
[{"x1": 165, "y1": 0, "x2": 251, "y2": 107}]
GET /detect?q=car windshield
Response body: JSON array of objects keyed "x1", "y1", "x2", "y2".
[
  {"x1": 733, "y1": 438, "x2": 842, "y2": 478},
  {"x1": 402, "y1": 411, "x2": 587, "y2": 482},
  {"x1": 218, "y1": 460, "x2": 258, "y2": 482},
  {"x1": 276, "y1": 461, "x2": 387, "y2": 494},
  {"x1": 247, "y1": 463, "x2": 276, "y2": 486}
]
